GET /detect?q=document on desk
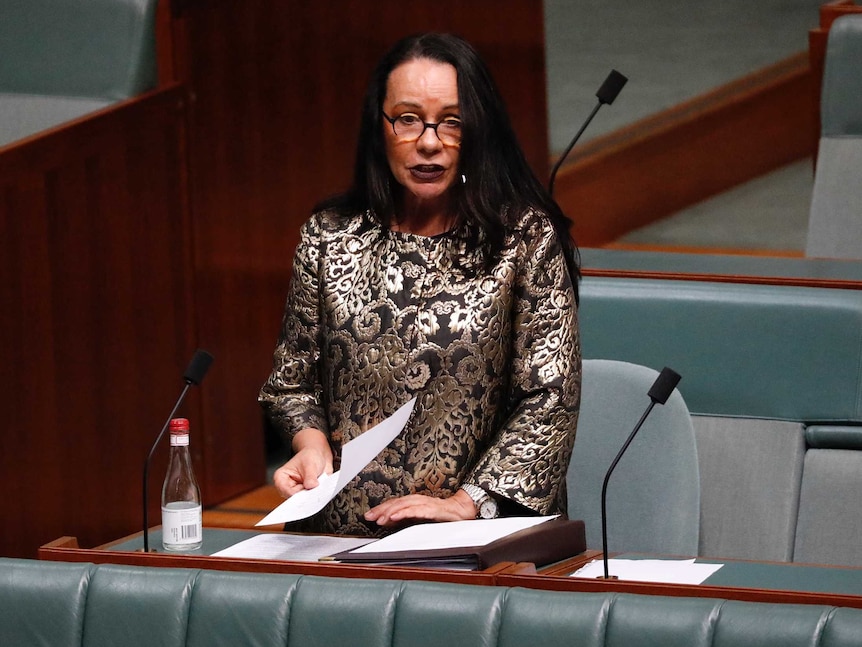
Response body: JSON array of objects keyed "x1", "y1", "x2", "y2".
[
  {"x1": 211, "y1": 519, "x2": 557, "y2": 568},
  {"x1": 348, "y1": 516, "x2": 555, "y2": 554},
  {"x1": 212, "y1": 533, "x2": 375, "y2": 562},
  {"x1": 570, "y1": 558, "x2": 723, "y2": 585},
  {"x1": 327, "y1": 516, "x2": 583, "y2": 570},
  {"x1": 255, "y1": 397, "x2": 416, "y2": 526}
]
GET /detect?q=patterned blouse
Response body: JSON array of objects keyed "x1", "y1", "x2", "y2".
[{"x1": 259, "y1": 208, "x2": 581, "y2": 536}]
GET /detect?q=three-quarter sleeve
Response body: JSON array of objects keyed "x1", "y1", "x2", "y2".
[
  {"x1": 259, "y1": 215, "x2": 329, "y2": 440},
  {"x1": 467, "y1": 215, "x2": 581, "y2": 514}
]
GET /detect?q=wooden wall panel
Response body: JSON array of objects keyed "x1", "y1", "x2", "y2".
[
  {"x1": 166, "y1": 0, "x2": 550, "y2": 503},
  {"x1": 172, "y1": 0, "x2": 547, "y2": 269},
  {"x1": 0, "y1": 86, "x2": 197, "y2": 557}
]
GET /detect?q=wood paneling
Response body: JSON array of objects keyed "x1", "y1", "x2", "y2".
[
  {"x1": 171, "y1": 0, "x2": 548, "y2": 270},
  {"x1": 0, "y1": 86, "x2": 197, "y2": 557}
]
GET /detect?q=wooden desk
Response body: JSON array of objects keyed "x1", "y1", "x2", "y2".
[
  {"x1": 498, "y1": 553, "x2": 862, "y2": 610},
  {"x1": 38, "y1": 527, "x2": 513, "y2": 587},
  {"x1": 40, "y1": 530, "x2": 862, "y2": 611}
]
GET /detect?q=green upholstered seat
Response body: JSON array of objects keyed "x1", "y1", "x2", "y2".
[
  {"x1": 579, "y1": 275, "x2": 862, "y2": 565},
  {"x1": 580, "y1": 276, "x2": 862, "y2": 423},
  {"x1": 0, "y1": 0, "x2": 159, "y2": 146},
  {"x1": 806, "y1": 14, "x2": 862, "y2": 259},
  {"x1": 568, "y1": 360, "x2": 700, "y2": 555},
  {"x1": 0, "y1": 0, "x2": 158, "y2": 100}
]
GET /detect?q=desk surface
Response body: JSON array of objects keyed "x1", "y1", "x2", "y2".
[
  {"x1": 104, "y1": 527, "x2": 262, "y2": 556},
  {"x1": 499, "y1": 552, "x2": 862, "y2": 609},
  {"x1": 38, "y1": 527, "x2": 511, "y2": 587},
  {"x1": 703, "y1": 558, "x2": 862, "y2": 596},
  {"x1": 544, "y1": 552, "x2": 862, "y2": 596}
]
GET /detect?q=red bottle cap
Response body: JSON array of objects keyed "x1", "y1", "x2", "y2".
[{"x1": 169, "y1": 418, "x2": 190, "y2": 433}]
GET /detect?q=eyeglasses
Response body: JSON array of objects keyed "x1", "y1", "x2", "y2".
[{"x1": 382, "y1": 112, "x2": 462, "y2": 146}]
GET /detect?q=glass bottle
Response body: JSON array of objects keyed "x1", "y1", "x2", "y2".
[{"x1": 161, "y1": 417, "x2": 202, "y2": 551}]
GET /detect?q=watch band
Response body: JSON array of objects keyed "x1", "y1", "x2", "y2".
[
  {"x1": 460, "y1": 483, "x2": 487, "y2": 507},
  {"x1": 460, "y1": 484, "x2": 499, "y2": 519}
]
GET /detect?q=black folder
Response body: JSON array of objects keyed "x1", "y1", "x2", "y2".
[{"x1": 327, "y1": 517, "x2": 586, "y2": 570}]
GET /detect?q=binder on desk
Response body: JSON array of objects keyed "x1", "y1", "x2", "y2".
[{"x1": 328, "y1": 517, "x2": 586, "y2": 570}]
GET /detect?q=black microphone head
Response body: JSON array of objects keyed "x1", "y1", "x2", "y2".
[
  {"x1": 648, "y1": 367, "x2": 681, "y2": 405},
  {"x1": 596, "y1": 70, "x2": 628, "y2": 105},
  {"x1": 184, "y1": 349, "x2": 214, "y2": 385}
]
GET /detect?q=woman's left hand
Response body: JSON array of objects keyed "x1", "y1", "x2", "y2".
[{"x1": 364, "y1": 489, "x2": 476, "y2": 527}]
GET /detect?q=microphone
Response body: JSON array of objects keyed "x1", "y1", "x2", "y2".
[
  {"x1": 142, "y1": 349, "x2": 214, "y2": 552},
  {"x1": 548, "y1": 69, "x2": 628, "y2": 196},
  {"x1": 598, "y1": 366, "x2": 681, "y2": 579}
]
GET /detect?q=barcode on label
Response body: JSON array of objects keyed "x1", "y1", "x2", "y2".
[{"x1": 181, "y1": 524, "x2": 198, "y2": 539}]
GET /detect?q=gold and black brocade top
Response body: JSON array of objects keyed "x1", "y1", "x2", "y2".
[{"x1": 259, "y1": 208, "x2": 581, "y2": 536}]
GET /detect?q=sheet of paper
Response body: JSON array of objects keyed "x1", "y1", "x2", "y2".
[
  {"x1": 348, "y1": 515, "x2": 558, "y2": 554},
  {"x1": 255, "y1": 471, "x2": 342, "y2": 526},
  {"x1": 212, "y1": 533, "x2": 374, "y2": 561},
  {"x1": 570, "y1": 558, "x2": 723, "y2": 585},
  {"x1": 256, "y1": 397, "x2": 416, "y2": 526}
]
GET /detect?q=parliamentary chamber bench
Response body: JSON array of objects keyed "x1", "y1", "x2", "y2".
[
  {"x1": 4, "y1": 557, "x2": 862, "y2": 647},
  {"x1": 0, "y1": 0, "x2": 159, "y2": 148},
  {"x1": 578, "y1": 250, "x2": 862, "y2": 567}
]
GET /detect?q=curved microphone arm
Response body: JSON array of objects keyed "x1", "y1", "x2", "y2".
[
  {"x1": 599, "y1": 401, "x2": 655, "y2": 580},
  {"x1": 548, "y1": 69, "x2": 627, "y2": 197},
  {"x1": 598, "y1": 366, "x2": 681, "y2": 580}
]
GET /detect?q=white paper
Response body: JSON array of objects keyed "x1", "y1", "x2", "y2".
[
  {"x1": 255, "y1": 471, "x2": 341, "y2": 526},
  {"x1": 212, "y1": 533, "x2": 374, "y2": 561},
  {"x1": 349, "y1": 515, "x2": 558, "y2": 554},
  {"x1": 570, "y1": 558, "x2": 723, "y2": 585},
  {"x1": 256, "y1": 398, "x2": 416, "y2": 526}
]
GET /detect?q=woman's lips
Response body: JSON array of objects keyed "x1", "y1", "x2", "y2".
[{"x1": 409, "y1": 165, "x2": 445, "y2": 181}]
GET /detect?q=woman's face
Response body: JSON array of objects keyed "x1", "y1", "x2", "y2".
[{"x1": 382, "y1": 58, "x2": 461, "y2": 218}]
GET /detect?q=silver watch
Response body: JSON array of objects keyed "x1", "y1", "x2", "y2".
[{"x1": 460, "y1": 484, "x2": 499, "y2": 519}]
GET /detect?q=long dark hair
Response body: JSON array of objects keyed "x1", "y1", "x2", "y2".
[{"x1": 318, "y1": 32, "x2": 580, "y2": 292}]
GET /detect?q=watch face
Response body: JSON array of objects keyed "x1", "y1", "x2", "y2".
[{"x1": 479, "y1": 498, "x2": 498, "y2": 519}]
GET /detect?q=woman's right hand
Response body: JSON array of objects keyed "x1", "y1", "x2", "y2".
[{"x1": 273, "y1": 428, "x2": 333, "y2": 498}]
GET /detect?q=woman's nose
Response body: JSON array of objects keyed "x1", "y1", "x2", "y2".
[{"x1": 416, "y1": 125, "x2": 443, "y2": 151}]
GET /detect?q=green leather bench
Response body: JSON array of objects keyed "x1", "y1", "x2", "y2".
[
  {"x1": 579, "y1": 274, "x2": 862, "y2": 566},
  {"x1": 0, "y1": 0, "x2": 159, "y2": 147},
  {"x1": 806, "y1": 14, "x2": 862, "y2": 260},
  {"x1": 3, "y1": 558, "x2": 862, "y2": 646}
]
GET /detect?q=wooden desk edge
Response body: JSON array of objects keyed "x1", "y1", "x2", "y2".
[
  {"x1": 39, "y1": 540, "x2": 862, "y2": 609},
  {"x1": 37, "y1": 534, "x2": 509, "y2": 587}
]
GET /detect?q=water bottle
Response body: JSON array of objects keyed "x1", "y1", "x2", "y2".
[{"x1": 161, "y1": 417, "x2": 202, "y2": 551}]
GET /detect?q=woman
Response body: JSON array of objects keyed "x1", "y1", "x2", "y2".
[{"x1": 259, "y1": 32, "x2": 581, "y2": 536}]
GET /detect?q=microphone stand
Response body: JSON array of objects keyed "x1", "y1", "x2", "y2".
[
  {"x1": 142, "y1": 349, "x2": 213, "y2": 553},
  {"x1": 549, "y1": 69, "x2": 628, "y2": 196},
  {"x1": 549, "y1": 102, "x2": 601, "y2": 197},
  {"x1": 598, "y1": 367, "x2": 681, "y2": 580}
]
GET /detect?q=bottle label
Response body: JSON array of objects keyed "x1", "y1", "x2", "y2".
[
  {"x1": 161, "y1": 502, "x2": 202, "y2": 546},
  {"x1": 170, "y1": 433, "x2": 190, "y2": 447}
]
